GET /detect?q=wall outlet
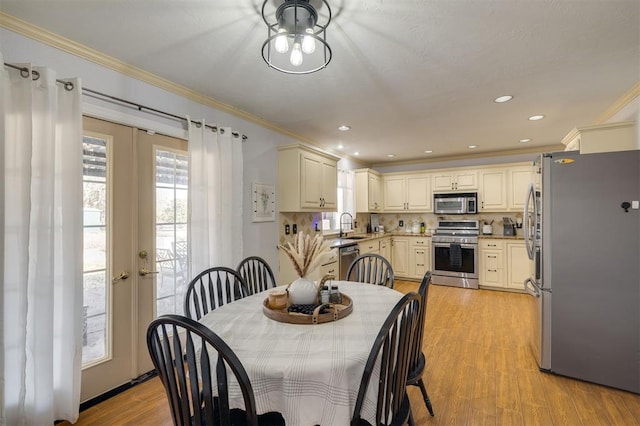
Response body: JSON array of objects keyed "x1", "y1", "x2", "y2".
[
  {"x1": 285, "y1": 224, "x2": 290, "y2": 235},
  {"x1": 399, "y1": 220, "x2": 404, "y2": 227},
  {"x1": 292, "y1": 224, "x2": 297, "y2": 234}
]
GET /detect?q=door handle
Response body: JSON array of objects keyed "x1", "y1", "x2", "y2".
[
  {"x1": 139, "y1": 267, "x2": 159, "y2": 277},
  {"x1": 112, "y1": 271, "x2": 130, "y2": 283}
]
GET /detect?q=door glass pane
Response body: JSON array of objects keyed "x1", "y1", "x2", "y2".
[
  {"x1": 155, "y1": 149, "x2": 188, "y2": 317},
  {"x1": 82, "y1": 135, "x2": 109, "y2": 366}
]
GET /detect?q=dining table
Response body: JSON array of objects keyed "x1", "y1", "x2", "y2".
[{"x1": 198, "y1": 280, "x2": 404, "y2": 426}]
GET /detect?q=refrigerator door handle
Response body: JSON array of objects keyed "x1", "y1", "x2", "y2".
[
  {"x1": 523, "y1": 183, "x2": 536, "y2": 260},
  {"x1": 524, "y1": 277, "x2": 540, "y2": 298}
]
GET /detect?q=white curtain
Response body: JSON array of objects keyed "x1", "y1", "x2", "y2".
[
  {"x1": 1, "y1": 54, "x2": 83, "y2": 424},
  {"x1": 187, "y1": 119, "x2": 243, "y2": 276}
]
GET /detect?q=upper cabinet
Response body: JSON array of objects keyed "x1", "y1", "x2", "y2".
[
  {"x1": 561, "y1": 121, "x2": 637, "y2": 154},
  {"x1": 479, "y1": 169, "x2": 508, "y2": 211},
  {"x1": 278, "y1": 144, "x2": 339, "y2": 212},
  {"x1": 479, "y1": 165, "x2": 531, "y2": 212},
  {"x1": 432, "y1": 170, "x2": 478, "y2": 192},
  {"x1": 383, "y1": 172, "x2": 432, "y2": 212},
  {"x1": 507, "y1": 166, "x2": 532, "y2": 211},
  {"x1": 355, "y1": 169, "x2": 383, "y2": 212}
]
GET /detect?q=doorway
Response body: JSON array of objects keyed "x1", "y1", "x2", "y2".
[{"x1": 80, "y1": 116, "x2": 188, "y2": 401}]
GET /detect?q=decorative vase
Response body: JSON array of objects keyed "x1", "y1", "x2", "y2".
[{"x1": 287, "y1": 276, "x2": 318, "y2": 305}]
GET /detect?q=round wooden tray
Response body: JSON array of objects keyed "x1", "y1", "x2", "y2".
[{"x1": 263, "y1": 293, "x2": 353, "y2": 324}]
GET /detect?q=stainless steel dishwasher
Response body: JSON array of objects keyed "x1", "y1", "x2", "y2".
[{"x1": 339, "y1": 244, "x2": 360, "y2": 280}]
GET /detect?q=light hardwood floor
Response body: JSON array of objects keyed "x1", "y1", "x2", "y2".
[{"x1": 63, "y1": 280, "x2": 640, "y2": 425}]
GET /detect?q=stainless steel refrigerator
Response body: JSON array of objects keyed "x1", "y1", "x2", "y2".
[{"x1": 523, "y1": 150, "x2": 640, "y2": 393}]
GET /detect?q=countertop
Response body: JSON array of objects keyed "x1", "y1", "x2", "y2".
[{"x1": 327, "y1": 232, "x2": 524, "y2": 248}]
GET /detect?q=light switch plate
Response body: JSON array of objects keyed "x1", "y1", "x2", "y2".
[{"x1": 632, "y1": 200, "x2": 639, "y2": 209}]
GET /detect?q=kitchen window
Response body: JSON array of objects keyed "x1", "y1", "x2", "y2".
[{"x1": 322, "y1": 168, "x2": 355, "y2": 232}]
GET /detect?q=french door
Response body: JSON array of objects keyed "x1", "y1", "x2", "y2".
[{"x1": 80, "y1": 116, "x2": 188, "y2": 401}]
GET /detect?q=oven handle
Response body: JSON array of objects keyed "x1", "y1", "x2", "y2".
[{"x1": 432, "y1": 243, "x2": 477, "y2": 249}]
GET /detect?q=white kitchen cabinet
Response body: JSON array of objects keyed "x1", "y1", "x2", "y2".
[
  {"x1": 379, "y1": 237, "x2": 391, "y2": 261},
  {"x1": 561, "y1": 121, "x2": 637, "y2": 154},
  {"x1": 409, "y1": 237, "x2": 431, "y2": 279},
  {"x1": 355, "y1": 169, "x2": 383, "y2": 212},
  {"x1": 383, "y1": 173, "x2": 431, "y2": 212},
  {"x1": 391, "y1": 237, "x2": 410, "y2": 277},
  {"x1": 506, "y1": 241, "x2": 528, "y2": 290},
  {"x1": 278, "y1": 144, "x2": 338, "y2": 212},
  {"x1": 479, "y1": 169, "x2": 508, "y2": 211},
  {"x1": 358, "y1": 239, "x2": 379, "y2": 255},
  {"x1": 508, "y1": 166, "x2": 532, "y2": 211},
  {"x1": 479, "y1": 239, "x2": 505, "y2": 288},
  {"x1": 432, "y1": 170, "x2": 478, "y2": 192}
]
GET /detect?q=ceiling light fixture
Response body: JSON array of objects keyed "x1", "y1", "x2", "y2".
[
  {"x1": 519, "y1": 138, "x2": 532, "y2": 143},
  {"x1": 387, "y1": 154, "x2": 396, "y2": 158},
  {"x1": 337, "y1": 144, "x2": 344, "y2": 149},
  {"x1": 354, "y1": 152, "x2": 360, "y2": 156},
  {"x1": 529, "y1": 115, "x2": 545, "y2": 121},
  {"x1": 468, "y1": 145, "x2": 478, "y2": 149},
  {"x1": 261, "y1": 0, "x2": 332, "y2": 74},
  {"x1": 424, "y1": 150, "x2": 433, "y2": 154},
  {"x1": 494, "y1": 95, "x2": 513, "y2": 103},
  {"x1": 338, "y1": 125, "x2": 351, "y2": 131}
]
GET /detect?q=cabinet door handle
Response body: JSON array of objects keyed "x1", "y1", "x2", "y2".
[{"x1": 488, "y1": 255, "x2": 497, "y2": 258}]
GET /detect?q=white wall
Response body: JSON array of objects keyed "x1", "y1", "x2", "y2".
[{"x1": 1, "y1": 27, "x2": 302, "y2": 275}]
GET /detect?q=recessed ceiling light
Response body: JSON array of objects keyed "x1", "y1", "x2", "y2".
[
  {"x1": 468, "y1": 145, "x2": 478, "y2": 149},
  {"x1": 387, "y1": 154, "x2": 395, "y2": 158},
  {"x1": 528, "y1": 115, "x2": 545, "y2": 121},
  {"x1": 338, "y1": 125, "x2": 351, "y2": 131},
  {"x1": 424, "y1": 150, "x2": 433, "y2": 154},
  {"x1": 354, "y1": 152, "x2": 360, "y2": 156},
  {"x1": 337, "y1": 144, "x2": 344, "y2": 149},
  {"x1": 519, "y1": 138, "x2": 532, "y2": 143},
  {"x1": 494, "y1": 95, "x2": 513, "y2": 103}
]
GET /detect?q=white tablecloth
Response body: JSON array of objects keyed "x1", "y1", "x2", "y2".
[{"x1": 199, "y1": 281, "x2": 403, "y2": 426}]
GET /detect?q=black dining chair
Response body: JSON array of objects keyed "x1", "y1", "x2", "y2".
[
  {"x1": 346, "y1": 253, "x2": 395, "y2": 288},
  {"x1": 146, "y1": 314, "x2": 284, "y2": 426},
  {"x1": 352, "y1": 292, "x2": 421, "y2": 426},
  {"x1": 184, "y1": 267, "x2": 249, "y2": 320},
  {"x1": 407, "y1": 271, "x2": 435, "y2": 417},
  {"x1": 236, "y1": 256, "x2": 277, "y2": 295}
]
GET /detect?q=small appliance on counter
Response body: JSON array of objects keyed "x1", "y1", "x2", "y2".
[
  {"x1": 482, "y1": 220, "x2": 493, "y2": 235},
  {"x1": 503, "y1": 217, "x2": 516, "y2": 236}
]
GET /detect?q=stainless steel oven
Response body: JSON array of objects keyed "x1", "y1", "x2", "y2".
[{"x1": 431, "y1": 220, "x2": 479, "y2": 289}]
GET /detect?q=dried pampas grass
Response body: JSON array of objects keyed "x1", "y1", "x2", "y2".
[{"x1": 280, "y1": 231, "x2": 331, "y2": 278}]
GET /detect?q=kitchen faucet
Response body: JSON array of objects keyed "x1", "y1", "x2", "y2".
[{"x1": 339, "y1": 212, "x2": 353, "y2": 238}]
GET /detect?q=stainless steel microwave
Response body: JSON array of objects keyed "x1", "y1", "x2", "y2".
[{"x1": 433, "y1": 192, "x2": 477, "y2": 215}]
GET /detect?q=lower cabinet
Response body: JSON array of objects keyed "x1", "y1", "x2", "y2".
[
  {"x1": 391, "y1": 237, "x2": 410, "y2": 277},
  {"x1": 506, "y1": 241, "x2": 527, "y2": 290},
  {"x1": 480, "y1": 239, "x2": 505, "y2": 288},
  {"x1": 359, "y1": 240, "x2": 379, "y2": 255},
  {"x1": 379, "y1": 237, "x2": 391, "y2": 261},
  {"x1": 409, "y1": 237, "x2": 431, "y2": 279},
  {"x1": 391, "y1": 236, "x2": 430, "y2": 280},
  {"x1": 479, "y1": 239, "x2": 527, "y2": 291}
]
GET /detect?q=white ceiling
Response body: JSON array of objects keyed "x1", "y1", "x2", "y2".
[{"x1": 2, "y1": 0, "x2": 639, "y2": 164}]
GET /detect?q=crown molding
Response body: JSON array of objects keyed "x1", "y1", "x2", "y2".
[
  {"x1": 368, "y1": 144, "x2": 563, "y2": 168},
  {"x1": 0, "y1": 12, "x2": 318, "y2": 145},
  {"x1": 595, "y1": 81, "x2": 640, "y2": 124}
]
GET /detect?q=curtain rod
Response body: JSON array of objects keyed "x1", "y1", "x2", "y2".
[
  {"x1": 4, "y1": 61, "x2": 247, "y2": 141},
  {"x1": 4, "y1": 62, "x2": 75, "y2": 91}
]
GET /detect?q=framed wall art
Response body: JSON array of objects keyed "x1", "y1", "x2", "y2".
[{"x1": 252, "y1": 182, "x2": 276, "y2": 222}]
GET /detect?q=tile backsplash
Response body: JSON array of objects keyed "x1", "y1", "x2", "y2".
[{"x1": 279, "y1": 211, "x2": 524, "y2": 242}]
